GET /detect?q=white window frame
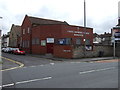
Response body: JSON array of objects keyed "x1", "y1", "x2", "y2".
[
  {"x1": 28, "y1": 27, "x2": 30, "y2": 33},
  {"x1": 23, "y1": 29, "x2": 25, "y2": 34}
]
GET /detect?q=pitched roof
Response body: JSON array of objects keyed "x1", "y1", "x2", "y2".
[
  {"x1": 93, "y1": 32, "x2": 112, "y2": 38},
  {"x1": 28, "y1": 15, "x2": 69, "y2": 25}
]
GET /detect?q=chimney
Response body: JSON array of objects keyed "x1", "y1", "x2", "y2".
[
  {"x1": 118, "y1": 18, "x2": 120, "y2": 26},
  {"x1": 104, "y1": 32, "x2": 106, "y2": 34}
]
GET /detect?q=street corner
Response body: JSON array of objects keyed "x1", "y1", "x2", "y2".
[
  {"x1": 0, "y1": 56, "x2": 24, "y2": 71},
  {"x1": 92, "y1": 59, "x2": 120, "y2": 63}
]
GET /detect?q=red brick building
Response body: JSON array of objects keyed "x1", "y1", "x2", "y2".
[{"x1": 21, "y1": 15, "x2": 93, "y2": 58}]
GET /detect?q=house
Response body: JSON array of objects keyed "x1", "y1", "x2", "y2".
[
  {"x1": 112, "y1": 18, "x2": 120, "y2": 57},
  {"x1": 100, "y1": 32, "x2": 112, "y2": 45},
  {"x1": 1, "y1": 32, "x2": 10, "y2": 48},
  {"x1": 111, "y1": 17, "x2": 120, "y2": 44},
  {"x1": 9, "y1": 24, "x2": 21, "y2": 48},
  {"x1": 93, "y1": 32, "x2": 112, "y2": 45},
  {"x1": 21, "y1": 15, "x2": 93, "y2": 58},
  {"x1": 93, "y1": 33, "x2": 102, "y2": 44}
]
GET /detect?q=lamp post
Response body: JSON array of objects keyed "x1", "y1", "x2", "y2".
[
  {"x1": 0, "y1": 17, "x2": 2, "y2": 63},
  {"x1": 84, "y1": 0, "x2": 86, "y2": 57}
]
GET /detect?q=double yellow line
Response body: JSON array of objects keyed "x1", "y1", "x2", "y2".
[{"x1": 0, "y1": 56, "x2": 24, "y2": 71}]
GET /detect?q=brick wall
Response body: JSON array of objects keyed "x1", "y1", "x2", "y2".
[
  {"x1": 73, "y1": 45, "x2": 113, "y2": 58},
  {"x1": 116, "y1": 43, "x2": 120, "y2": 57},
  {"x1": 54, "y1": 45, "x2": 73, "y2": 58}
]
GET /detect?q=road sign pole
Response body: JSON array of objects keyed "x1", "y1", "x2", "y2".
[{"x1": 113, "y1": 38, "x2": 116, "y2": 58}]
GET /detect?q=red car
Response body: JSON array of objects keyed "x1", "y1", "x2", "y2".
[{"x1": 13, "y1": 48, "x2": 25, "y2": 55}]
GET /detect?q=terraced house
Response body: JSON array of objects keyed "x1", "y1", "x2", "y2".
[{"x1": 9, "y1": 24, "x2": 21, "y2": 48}]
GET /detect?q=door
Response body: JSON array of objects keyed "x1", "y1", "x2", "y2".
[{"x1": 46, "y1": 43, "x2": 54, "y2": 54}]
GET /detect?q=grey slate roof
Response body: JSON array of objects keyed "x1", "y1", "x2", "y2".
[{"x1": 28, "y1": 16, "x2": 69, "y2": 25}]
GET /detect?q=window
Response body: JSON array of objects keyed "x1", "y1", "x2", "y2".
[
  {"x1": 23, "y1": 41, "x2": 25, "y2": 47},
  {"x1": 57, "y1": 38, "x2": 72, "y2": 45},
  {"x1": 75, "y1": 38, "x2": 81, "y2": 45},
  {"x1": 32, "y1": 38, "x2": 40, "y2": 45},
  {"x1": 28, "y1": 27, "x2": 30, "y2": 33},
  {"x1": 36, "y1": 38, "x2": 40, "y2": 45},
  {"x1": 41, "y1": 40, "x2": 46, "y2": 46},
  {"x1": 32, "y1": 38, "x2": 35, "y2": 45},
  {"x1": 85, "y1": 39, "x2": 91, "y2": 45},
  {"x1": 25, "y1": 40, "x2": 27, "y2": 48},
  {"x1": 66, "y1": 38, "x2": 72, "y2": 45},
  {"x1": 23, "y1": 29, "x2": 25, "y2": 34},
  {"x1": 27, "y1": 40, "x2": 29, "y2": 48}
]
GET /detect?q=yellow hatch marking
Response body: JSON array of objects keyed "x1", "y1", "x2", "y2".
[{"x1": 0, "y1": 56, "x2": 24, "y2": 71}]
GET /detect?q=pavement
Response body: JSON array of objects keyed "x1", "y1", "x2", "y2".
[{"x1": 28, "y1": 53, "x2": 118, "y2": 62}]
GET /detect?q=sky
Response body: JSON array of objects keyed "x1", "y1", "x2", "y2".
[{"x1": 0, "y1": 0, "x2": 120, "y2": 35}]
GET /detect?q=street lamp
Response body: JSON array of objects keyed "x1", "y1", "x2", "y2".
[
  {"x1": 0, "y1": 17, "x2": 2, "y2": 63},
  {"x1": 83, "y1": 0, "x2": 86, "y2": 57}
]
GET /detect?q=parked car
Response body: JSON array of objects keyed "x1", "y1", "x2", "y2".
[
  {"x1": 2, "y1": 48, "x2": 6, "y2": 52},
  {"x1": 10, "y1": 48, "x2": 19, "y2": 54},
  {"x1": 4, "y1": 47, "x2": 12, "y2": 53},
  {"x1": 13, "y1": 48, "x2": 25, "y2": 55},
  {"x1": 2, "y1": 48, "x2": 7, "y2": 52}
]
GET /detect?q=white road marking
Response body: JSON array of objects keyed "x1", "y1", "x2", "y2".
[
  {"x1": 50, "y1": 63, "x2": 55, "y2": 65},
  {"x1": 30, "y1": 66, "x2": 37, "y2": 67},
  {"x1": 23, "y1": 64, "x2": 45, "y2": 69},
  {"x1": 40, "y1": 65, "x2": 44, "y2": 66},
  {"x1": 79, "y1": 67, "x2": 116, "y2": 74},
  {"x1": 2, "y1": 83, "x2": 14, "y2": 87},
  {"x1": 16, "y1": 77, "x2": 52, "y2": 84},
  {"x1": 1, "y1": 77, "x2": 52, "y2": 87}
]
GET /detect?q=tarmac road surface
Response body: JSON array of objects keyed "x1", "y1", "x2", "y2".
[{"x1": 2, "y1": 58, "x2": 118, "y2": 88}]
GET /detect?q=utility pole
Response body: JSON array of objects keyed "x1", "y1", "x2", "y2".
[
  {"x1": 84, "y1": 0, "x2": 86, "y2": 57},
  {"x1": 0, "y1": 17, "x2": 2, "y2": 63},
  {"x1": 113, "y1": 37, "x2": 116, "y2": 58}
]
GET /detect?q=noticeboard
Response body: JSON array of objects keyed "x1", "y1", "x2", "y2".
[{"x1": 46, "y1": 38, "x2": 54, "y2": 43}]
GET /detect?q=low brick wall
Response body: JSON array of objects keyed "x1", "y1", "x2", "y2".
[
  {"x1": 116, "y1": 43, "x2": 120, "y2": 57},
  {"x1": 73, "y1": 45, "x2": 113, "y2": 58},
  {"x1": 53, "y1": 45, "x2": 73, "y2": 58}
]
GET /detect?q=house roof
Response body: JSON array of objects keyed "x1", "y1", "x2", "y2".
[
  {"x1": 113, "y1": 26, "x2": 120, "y2": 29},
  {"x1": 93, "y1": 32, "x2": 112, "y2": 38},
  {"x1": 28, "y1": 15, "x2": 69, "y2": 25},
  {"x1": 100, "y1": 33, "x2": 112, "y2": 38}
]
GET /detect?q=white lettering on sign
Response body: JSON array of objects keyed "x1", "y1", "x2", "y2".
[
  {"x1": 74, "y1": 34, "x2": 83, "y2": 36},
  {"x1": 74, "y1": 31, "x2": 83, "y2": 34},
  {"x1": 67, "y1": 31, "x2": 74, "y2": 33},
  {"x1": 63, "y1": 50, "x2": 71, "y2": 52},
  {"x1": 67, "y1": 30, "x2": 90, "y2": 36}
]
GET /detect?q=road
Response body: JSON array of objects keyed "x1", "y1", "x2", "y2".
[
  {"x1": 2, "y1": 53, "x2": 55, "y2": 67},
  {"x1": 1, "y1": 53, "x2": 119, "y2": 88}
]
